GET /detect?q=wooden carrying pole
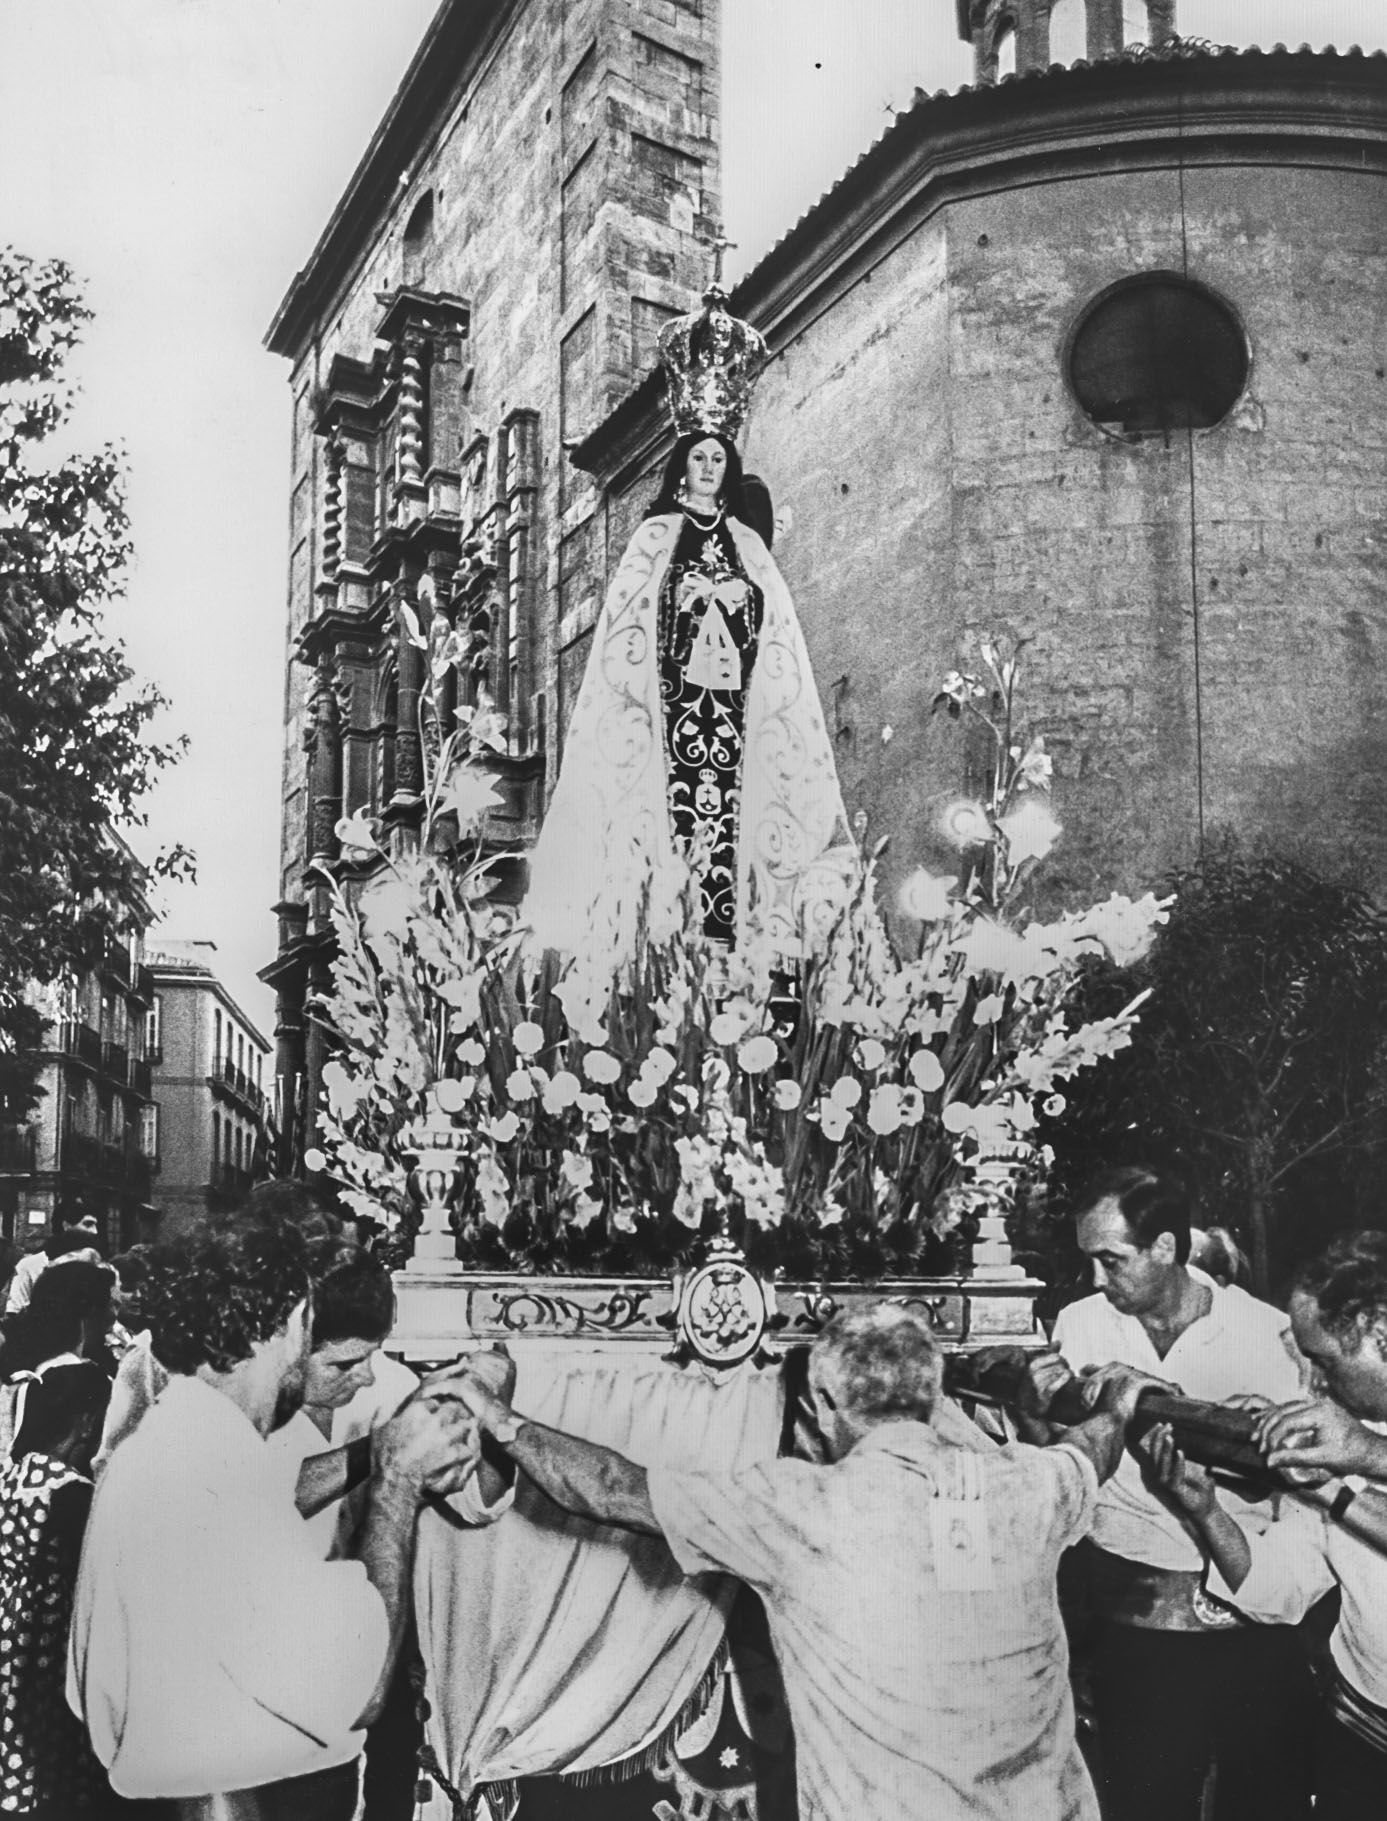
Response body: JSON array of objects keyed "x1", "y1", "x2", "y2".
[{"x1": 943, "y1": 1348, "x2": 1268, "y2": 1476}]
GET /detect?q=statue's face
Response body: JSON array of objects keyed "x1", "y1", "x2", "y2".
[{"x1": 684, "y1": 438, "x2": 727, "y2": 509}]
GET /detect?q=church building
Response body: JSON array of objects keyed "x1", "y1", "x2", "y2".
[
  {"x1": 264, "y1": 0, "x2": 1387, "y2": 1165},
  {"x1": 575, "y1": 5, "x2": 1387, "y2": 914},
  {"x1": 262, "y1": 0, "x2": 723, "y2": 1164}
]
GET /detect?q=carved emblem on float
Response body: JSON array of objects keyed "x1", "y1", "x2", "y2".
[{"x1": 674, "y1": 1235, "x2": 775, "y2": 1367}]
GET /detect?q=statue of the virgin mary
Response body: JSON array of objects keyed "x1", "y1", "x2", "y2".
[{"x1": 524, "y1": 285, "x2": 858, "y2": 967}]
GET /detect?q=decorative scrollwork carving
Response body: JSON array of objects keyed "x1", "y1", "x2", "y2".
[
  {"x1": 790, "y1": 1287, "x2": 959, "y2": 1335},
  {"x1": 492, "y1": 1287, "x2": 658, "y2": 1337},
  {"x1": 790, "y1": 1290, "x2": 840, "y2": 1331}
]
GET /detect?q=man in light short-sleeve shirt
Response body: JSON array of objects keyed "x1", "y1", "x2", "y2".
[
  {"x1": 453, "y1": 1303, "x2": 1153, "y2": 1821},
  {"x1": 1047, "y1": 1167, "x2": 1311, "y2": 1821},
  {"x1": 68, "y1": 1219, "x2": 480, "y2": 1819}
]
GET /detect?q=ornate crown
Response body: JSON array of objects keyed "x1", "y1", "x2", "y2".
[{"x1": 658, "y1": 285, "x2": 768, "y2": 441}]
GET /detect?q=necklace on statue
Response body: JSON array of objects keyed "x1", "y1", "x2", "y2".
[{"x1": 681, "y1": 500, "x2": 723, "y2": 532}]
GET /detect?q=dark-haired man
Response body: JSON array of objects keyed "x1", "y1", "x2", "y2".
[
  {"x1": 454, "y1": 1302, "x2": 1154, "y2": 1821},
  {"x1": 5, "y1": 1211, "x2": 102, "y2": 1311},
  {"x1": 270, "y1": 1245, "x2": 514, "y2": 1821},
  {"x1": 269, "y1": 1245, "x2": 514, "y2": 1557},
  {"x1": 1047, "y1": 1166, "x2": 1311, "y2": 1821},
  {"x1": 1155, "y1": 1231, "x2": 1387, "y2": 1819},
  {"x1": 67, "y1": 1222, "x2": 479, "y2": 1820}
]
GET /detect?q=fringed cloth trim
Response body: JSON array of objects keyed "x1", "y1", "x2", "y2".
[{"x1": 423, "y1": 1636, "x2": 732, "y2": 1821}]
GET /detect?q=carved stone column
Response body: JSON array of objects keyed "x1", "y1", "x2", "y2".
[
  {"x1": 306, "y1": 663, "x2": 343, "y2": 870},
  {"x1": 498, "y1": 408, "x2": 540, "y2": 753},
  {"x1": 398, "y1": 331, "x2": 427, "y2": 485},
  {"x1": 393, "y1": 617, "x2": 425, "y2": 808},
  {"x1": 1146, "y1": 0, "x2": 1176, "y2": 46},
  {"x1": 320, "y1": 433, "x2": 345, "y2": 585},
  {"x1": 268, "y1": 900, "x2": 308, "y2": 1177},
  {"x1": 1086, "y1": 0, "x2": 1126, "y2": 59}
]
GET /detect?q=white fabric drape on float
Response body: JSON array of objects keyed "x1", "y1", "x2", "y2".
[{"x1": 413, "y1": 1351, "x2": 783, "y2": 1814}]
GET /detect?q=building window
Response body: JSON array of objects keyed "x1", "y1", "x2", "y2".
[
  {"x1": 994, "y1": 19, "x2": 1017, "y2": 78},
  {"x1": 212, "y1": 1110, "x2": 221, "y2": 1168},
  {"x1": 146, "y1": 996, "x2": 162, "y2": 1063},
  {"x1": 402, "y1": 189, "x2": 435, "y2": 288},
  {"x1": 1049, "y1": 0, "x2": 1085, "y2": 63},
  {"x1": 139, "y1": 1103, "x2": 159, "y2": 1161},
  {"x1": 213, "y1": 1009, "x2": 222, "y2": 1070},
  {"x1": 1068, "y1": 274, "x2": 1248, "y2": 435},
  {"x1": 1123, "y1": 0, "x2": 1151, "y2": 47}
]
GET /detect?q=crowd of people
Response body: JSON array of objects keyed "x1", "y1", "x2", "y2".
[{"x1": 0, "y1": 1171, "x2": 1384, "y2": 1820}]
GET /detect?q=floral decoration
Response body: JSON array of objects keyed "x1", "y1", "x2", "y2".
[{"x1": 309, "y1": 623, "x2": 1169, "y2": 1279}]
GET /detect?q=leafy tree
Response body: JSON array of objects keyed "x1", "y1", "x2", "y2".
[
  {"x1": 0, "y1": 249, "x2": 189, "y2": 1112},
  {"x1": 1047, "y1": 840, "x2": 1387, "y2": 1294}
]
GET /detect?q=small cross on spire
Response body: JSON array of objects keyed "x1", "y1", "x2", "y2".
[{"x1": 698, "y1": 222, "x2": 737, "y2": 288}]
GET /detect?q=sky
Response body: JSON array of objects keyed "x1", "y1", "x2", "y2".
[{"x1": 0, "y1": 0, "x2": 1382, "y2": 1036}]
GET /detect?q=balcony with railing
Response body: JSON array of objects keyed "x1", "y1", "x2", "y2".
[
  {"x1": 0, "y1": 1128, "x2": 38, "y2": 1173},
  {"x1": 101, "y1": 943, "x2": 131, "y2": 988},
  {"x1": 61, "y1": 1021, "x2": 103, "y2": 1071},
  {"x1": 61, "y1": 1129, "x2": 152, "y2": 1194},
  {"x1": 62, "y1": 1131, "x2": 105, "y2": 1179},
  {"x1": 208, "y1": 1162, "x2": 255, "y2": 1201},
  {"x1": 122, "y1": 1152, "x2": 153, "y2": 1201},
  {"x1": 209, "y1": 1057, "x2": 268, "y2": 1121},
  {"x1": 101, "y1": 1040, "x2": 129, "y2": 1085}
]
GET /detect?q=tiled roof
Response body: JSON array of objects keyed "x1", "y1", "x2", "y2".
[
  {"x1": 572, "y1": 41, "x2": 1386, "y2": 471},
  {"x1": 734, "y1": 41, "x2": 1386, "y2": 305}
]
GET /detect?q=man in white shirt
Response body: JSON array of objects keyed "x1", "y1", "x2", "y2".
[
  {"x1": 449, "y1": 1303, "x2": 1154, "y2": 1821},
  {"x1": 68, "y1": 1219, "x2": 480, "y2": 1821},
  {"x1": 1146, "y1": 1229, "x2": 1387, "y2": 1821},
  {"x1": 267, "y1": 1243, "x2": 514, "y2": 1557},
  {"x1": 266, "y1": 1243, "x2": 514, "y2": 1821},
  {"x1": 5, "y1": 1211, "x2": 102, "y2": 1310},
  {"x1": 1045, "y1": 1166, "x2": 1311, "y2": 1821}
]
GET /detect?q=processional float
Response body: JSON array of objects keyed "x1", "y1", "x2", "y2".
[{"x1": 314, "y1": 282, "x2": 1191, "y2": 1820}]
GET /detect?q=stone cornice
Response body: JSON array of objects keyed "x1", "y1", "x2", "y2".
[
  {"x1": 572, "y1": 46, "x2": 1387, "y2": 491},
  {"x1": 257, "y1": 923, "x2": 333, "y2": 992},
  {"x1": 296, "y1": 594, "x2": 393, "y2": 665}
]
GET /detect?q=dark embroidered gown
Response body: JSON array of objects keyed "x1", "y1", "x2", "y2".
[{"x1": 657, "y1": 515, "x2": 764, "y2": 945}]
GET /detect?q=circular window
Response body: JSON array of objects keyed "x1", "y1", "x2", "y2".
[{"x1": 1068, "y1": 275, "x2": 1248, "y2": 435}]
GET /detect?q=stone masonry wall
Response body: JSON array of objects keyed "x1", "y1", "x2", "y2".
[
  {"x1": 730, "y1": 151, "x2": 1387, "y2": 912},
  {"x1": 275, "y1": 0, "x2": 721, "y2": 906}
]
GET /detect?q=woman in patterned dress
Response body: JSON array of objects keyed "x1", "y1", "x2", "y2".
[
  {"x1": 0, "y1": 1261, "x2": 118, "y2": 1462},
  {"x1": 0, "y1": 1359, "x2": 113, "y2": 1818}
]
